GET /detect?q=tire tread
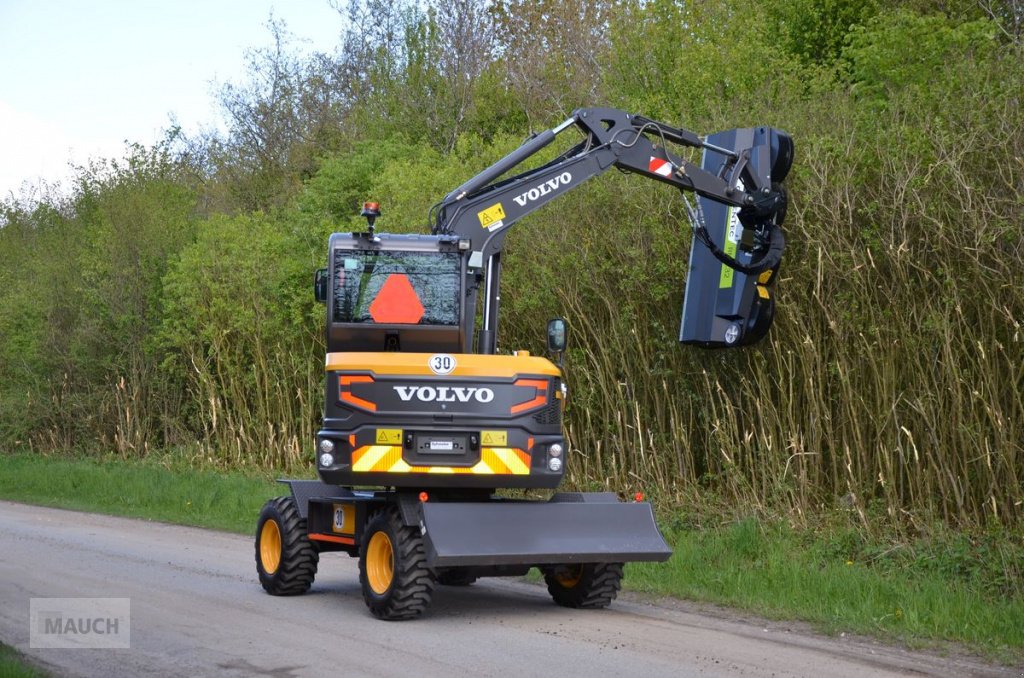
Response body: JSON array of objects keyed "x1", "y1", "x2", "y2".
[
  {"x1": 543, "y1": 562, "x2": 623, "y2": 609},
  {"x1": 360, "y1": 507, "x2": 436, "y2": 620},
  {"x1": 256, "y1": 496, "x2": 319, "y2": 596}
]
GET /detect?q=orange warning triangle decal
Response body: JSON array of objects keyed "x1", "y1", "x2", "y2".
[{"x1": 369, "y1": 274, "x2": 424, "y2": 324}]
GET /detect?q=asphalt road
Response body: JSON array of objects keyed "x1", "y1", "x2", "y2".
[{"x1": 0, "y1": 501, "x2": 1014, "y2": 677}]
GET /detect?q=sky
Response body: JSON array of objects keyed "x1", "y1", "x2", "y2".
[{"x1": 0, "y1": 0, "x2": 343, "y2": 200}]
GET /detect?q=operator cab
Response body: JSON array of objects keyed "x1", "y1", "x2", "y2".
[{"x1": 316, "y1": 232, "x2": 468, "y2": 353}]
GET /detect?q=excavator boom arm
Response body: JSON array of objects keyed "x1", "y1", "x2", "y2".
[{"x1": 428, "y1": 107, "x2": 792, "y2": 352}]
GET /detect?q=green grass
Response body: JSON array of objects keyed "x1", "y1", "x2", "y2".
[
  {"x1": 628, "y1": 518, "x2": 1024, "y2": 660},
  {"x1": 0, "y1": 452, "x2": 283, "y2": 533},
  {"x1": 0, "y1": 643, "x2": 48, "y2": 678},
  {"x1": 1, "y1": 452, "x2": 1021, "y2": 661}
]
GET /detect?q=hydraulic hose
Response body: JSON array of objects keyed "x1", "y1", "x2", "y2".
[{"x1": 694, "y1": 221, "x2": 785, "y2": 276}]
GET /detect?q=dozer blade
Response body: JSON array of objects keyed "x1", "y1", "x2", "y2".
[{"x1": 421, "y1": 497, "x2": 672, "y2": 567}]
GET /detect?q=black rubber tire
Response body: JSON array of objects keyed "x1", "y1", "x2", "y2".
[
  {"x1": 437, "y1": 568, "x2": 478, "y2": 587},
  {"x1": 255, "y1": 496, "x2": 319, "y2": 596},
  {"x1": 542, "y1": 562, "x2": 624, "y2": 609},
  {"x1": 359, "y1": 507, "x2": 436, "y2": 620}
]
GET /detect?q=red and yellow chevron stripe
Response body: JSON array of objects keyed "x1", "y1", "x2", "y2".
[{"x1": 351, "y1": 445, "x2": 531, "y2": 475}]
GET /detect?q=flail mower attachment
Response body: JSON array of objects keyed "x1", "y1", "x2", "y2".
[{"x1": 680, "y1": 126, "x2": 793, "y2": 347}]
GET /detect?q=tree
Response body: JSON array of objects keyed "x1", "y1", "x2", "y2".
[
  {"x1": 214, "y1": 16, "x2": 347, "y2": 211},
  {"x1": 491, "y1": 0, "x2": 614, "y2": 125}
]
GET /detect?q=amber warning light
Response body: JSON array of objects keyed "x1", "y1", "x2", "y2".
[{"x1": 361, "y1": 201, "x2": 381, "y2": 231}]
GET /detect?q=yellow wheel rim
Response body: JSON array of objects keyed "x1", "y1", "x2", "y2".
[
  {"x1": 367, "y1": 531, "x2": 394, "y2": 595},
  {"x1": 260, "y1": 519, "x2": 282, "y2": 574},
  {"x1": 556, "y1": 565, "x2": 583, "y2": 588}
]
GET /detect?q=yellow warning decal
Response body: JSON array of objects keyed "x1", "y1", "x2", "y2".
[
  {"x1": 480, "y1": 430, "x2": 507, "y2": 446},
  {"x1": 353, "y1": 445, "x2": 403, "y2": 472},
  {"x1": 351, "y1": 445, "x2": 530, "y2": 475},
  {"x1": 375, "y1": 429, "x2": 403, "y2": 445},
  {"x1": 482, "y1": 448, "x2": 531, "y2": 475},
  {"x1": 477, "y1": 203, "x2": 506, "y2": 229}
]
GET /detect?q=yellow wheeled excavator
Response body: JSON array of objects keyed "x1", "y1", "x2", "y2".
[{"x1": 254, "y1": 107, "x2": 793, "y2": 619}]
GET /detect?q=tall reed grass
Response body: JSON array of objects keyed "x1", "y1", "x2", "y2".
[{"x1": 526, "y1": 80, "x2": 1024, "y2": 530}]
